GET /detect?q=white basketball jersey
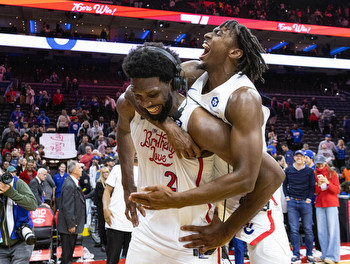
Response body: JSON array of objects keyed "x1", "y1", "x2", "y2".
[
  {"x1": 128, "y1": 107, "x2": 219, "y2": 263},
  {"x1": 187, "y1": 72, "x2": 283, "y2": 245}
]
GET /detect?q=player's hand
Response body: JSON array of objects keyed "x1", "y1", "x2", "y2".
[
  {"x1": 0, "y1": 182, "x2": 10, "y2": 194},
  {"x1": 124, "y1": 191, "x2": 146, "y2": 227},
  {"x1": 129, "y1": 185, "x2": 178, "y2": 210},
  {"x1": 68, "y1": 227, "x2": 76, "y2": 233},
  {"x1": 179, "y1": 209, "x2": 232, "y2": 254},
  {"x1": 165, "y1": 121, "x2": 201, "y2": 159},
  {"x1": 103, "y1": 208, "x2": 114, "y2": 226}
]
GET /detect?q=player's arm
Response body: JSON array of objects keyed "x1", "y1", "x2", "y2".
[
  {"x1": 116, "y1": 94, "x2": 144, "y2": 227},
  {"x1": 103, "y1": 184, "x2": 114, "y2": 226}
]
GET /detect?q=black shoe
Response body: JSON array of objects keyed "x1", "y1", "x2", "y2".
[{"x1": 101, "y1": 245, "x2": 106, "y2": 252}]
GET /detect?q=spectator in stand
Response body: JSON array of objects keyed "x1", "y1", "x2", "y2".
[
  {"x1": 16, "y1": 157, "x2": 27, "y2": 175},
  {"x1": 29, "y1": 167, "x2": 50, "y2": 208},
  {"x1": 94, "y1": 166, "x2": 110, "y2": 252},
  {"x1": 13, "y1": 136, "x2": 23, "y2": 153},
  {"x1": 311, "y1": 97, "x2": 318, "y2": 108},
  {"x1": 104, "y1": 96, "x2": 116, "y2": 121},
  {"x1": 88, "y1": 120, "x2": 101, "y2": 142},
  {"x1": 72, "y1": 78, "x2": 79, "y2": 99},
  {"x1": 282, "y1": 144, "x2": 294, "y2": 167},
  {"x1": 78, "y1": 96, "x2": 90, "y2": 111},
  {"x1": 52, "y1": 89, "x2": 65, "y2": 111},
  {"x1": 107, "y1": 134, "x2": 116, "y2": 148},
  {"x1": 62, "y1": 76, "x2": 71, "y2": 95},
  {"x1": 27, "y1": 125, "x2": 39, "y2": 142},
  {"x1": 2, "y1": 153, "x2": 12, "y2": 169},
  {"x1": 39, "y1": 90, "x2": 50, "y2": 111},
  {"x1": 57, "y1": 109, "x2": 70, "y2": 133},
  {"x1": 2, "y1": 142, "x2": 12, "y2": 156},
  {"x1": 80, "y1": 146, "x2": 94, "y2": 170},
  {"x1": 2, "y1": 123, "x2": 20, "y2": 147},
  {"x1": 19, "y1": 159, "x2": 37, "y2": 185},
  {"x1": 19, "y1": 83, "x2": 27, "y2": 105},
  {"x1": 41, "y1": 165, "x2": 56, "y2": 207},
  {"x1": 317, "y1": 143, "x2": 335, "y2": 166},
  {"x1": 2, "y1": 121, "x2": 14, "y2": 139},
  {"x1": 19, "y1": 121, "x2": 29, "y2": 136},
  {"x1": 1, "y1": 161, "x2": 10, "y2": 173},
  {"x1": 34, "y1": 68, "x2": 42, "y2": 82},
  {"x1": 97, "y1": 135, "x2": 108, "y2": 155},
  {"x1": 25, "y1": 85, "x2": 35, "y2": 106},
  {"x1": 282, "y1": 98, "x2": 291, "y2": 120},
  {"x1": 343, "y1": 116, "x2": 350, "y2": 143},
  {"x1": 5, "y1": 87, "x2": 16, "y2": 105},
  {"x1": 103, "y1": 156, "x2": 115, "y2": 171},
  {"x1": 314, "y1": 155, "x2": 340, "y2": 264},
  {"x1": 335, "y1": 139, "x2": 347, "y2": 170},
  {"x1": 77, "y1": 135, "x2": 94, "y2": 156},
  {"x1": 318, "y1": 134, "x2": 336, "y2": 152},
  {"x1": 23, "y1": 143, "x2": 37, "y2": 161},
  {"x1": 341, "y1": 162, "x2": 350, "y2": 182},
  {"x1": 291, "y1": 124, "x2": 304, "y2": 151},
  {"x1": 266, "y1": 140, "x2": 277, "y2": 157},
  {"x1": 53, "y1": 163, "x2": 69, "y2": 210},
  {"x1": 89, "y1": 156, "x2": 100, "y2": 188},
  {"x1": 304, "y1": 150, "x2": 316, "y2": 171},
  {"x1": 105, "y1": 119, "x2": 116, "y2": 136},
  {"x1": 310, "y1": 105, "x2": 320, "y2": 131},
  {"x1": 270, "y1": 96, "x2": 280, "y2": 117},
  {"x1": 91, "y1": 96, "x2": 100, "y2": 120},
  {"x1": 10, "y1": 105, "x2": 24, "y2": 123},
  {"x1": 302, "y1": 99, "x2": 310, "y2": 127},
  {"x1": 49, "y1": 71, "x2": 59, "y2": 83},
  {"x1": 14, "y1": 116, "x2": 24, "y2": 131},
  {"x1": 36, "y1": 111, "x2": 50, "y2": 128},
  {"x1": 283, "y1": 150, "x2": 316, "y2": 263},
  {"x1": 69, "y1": 116, "x2": 80, "y2": 137},
  {"x1": 295, "y1": 105, "x2": 304, "y2": 125},
  {"x1": 78, "y1": 120, "x2": 91, "y2": 136}
]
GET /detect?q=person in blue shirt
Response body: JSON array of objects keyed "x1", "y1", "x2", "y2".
[
  {"x1": 266, "y1": 139, "x2": 277, "y2": 157},
  {"x1": 36, "y1": 111, "x2": 50, "y2": 128},
  {"x1": 282, "y1": 144, "x2": 294, "y2": 167},
  {"x1": 291, "y1": 124, "x2": 304, "y2": 151},
  {"x1": 10, "y1": 105, "x2": 24, "y2": 123},
  {"x1": 304, "y1": 150, "x2": 316, "y2": 171},
  {"x1": 283, "y1": 150, "x2": 316, "y2": 263},
  {"x1": 53, "y1": 163, "x2": 69, "y2": 210},
  {"x1": 69, "y1": 116, "x2": 81, "y2": 137}
]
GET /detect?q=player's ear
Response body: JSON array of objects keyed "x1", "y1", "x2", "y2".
[{"x1": 229, "y1": 48, "x2": 243, "y2": 60}]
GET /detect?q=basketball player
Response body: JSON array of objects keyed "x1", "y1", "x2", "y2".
[
  {"x1": 129, "y1": 21, "x2": 291, "y2": 263},
  {"x1": 119, "y1": 42, "x2": 288, "y2": 263}
]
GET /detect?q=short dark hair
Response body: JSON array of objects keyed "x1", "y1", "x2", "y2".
[
  {"x1": 220, "y1": 20, "x2": 267, "y2": 83},
  {"x1": 122, "y1": 42, "x2": 181, "y2": 86}
]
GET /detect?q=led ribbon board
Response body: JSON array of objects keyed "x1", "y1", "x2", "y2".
[
  {"x1": 0, "y1": 33, "x2": 349, "y2": 69},
  {"x1": 2, "y1": 0, "x2": 350, "y2": 37}
]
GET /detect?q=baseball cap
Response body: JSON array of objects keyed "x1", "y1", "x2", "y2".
[
  {"x1": 315, "y1": 155, "x2": 327, "y2": 164},
  {"x1": 303, "y1": 150, "x2": 314, "y2": 160},
  {"x1": 70, "y1": 116, "x2": 78, "y2": 120},
  {"x1": 92, "y1": 156, "x2": 100, "y2": 161},
  {"x1": 104, "y1": 156, "x2": 115, "y2": 163},
  {"x1": 325, "y1": 134, "x2": 331, "y2": 138},
  {"x1": 6, "y1": 166, "x2": 16, "y2": 173},
  {"x1": 294, "y1": 150, "x2": 304, "y2": 156},
  {"x1": 16, "y1": 105, "x2": 20, "y2": 108},
  {"x1": 35, "y1": 107, "x2": 39, "y2": 110}
]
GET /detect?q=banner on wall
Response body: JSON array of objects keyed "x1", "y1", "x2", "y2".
[{"x1": 39, "y1": 133, "x2": 76, "y2": 159}]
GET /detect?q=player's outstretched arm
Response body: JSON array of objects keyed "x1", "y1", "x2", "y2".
[{"x1": 116, "y1": 94, "x2": 145, "y2": 227}]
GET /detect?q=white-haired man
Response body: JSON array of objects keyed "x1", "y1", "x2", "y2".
[{"x1": 29, "y1": 167, "x2": 50, "y2": 208}]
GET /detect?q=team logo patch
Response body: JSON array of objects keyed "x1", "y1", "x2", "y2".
[
  {"x1": 243, "y1": 223, "x2": 255, "y2": 235},
  {"x1": 46, "y1": 38, "x2": 77, "y2": 50},
  {"x1": 175, "y1": 119, "x2": 182, "y2": 128},
  {"x1": 211, "y1": 96, "x2": 219, "y2": 107}
]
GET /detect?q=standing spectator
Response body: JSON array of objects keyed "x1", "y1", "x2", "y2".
[
  {"x1": 53, "y1": 163, "x2": 69, "y2": 210},
  {"x1": 310, "y1": 105, "x2": 320, "y2": 131},
  {"x1": 39, "y1": 91, "x2": 50, "y2": 111},
  {"x1": 77, "y1": 135, "x2": 94, "y2": 155},
  {"x1": 304, "y1": 150, "x2": 316, "y2": 171},
  {"x1": 317, "y1": 143, "x2": 335, "y2": 166},
  {"x1": 10, "y1": 105, "x2": 24, "y2": 123},
  {"x1": 29, "y1": 167, "x2": 50, "y2": 208},
  {"x1": 80, "y1": 146, "x2": 93, "y2": 170},
  {"x1": 69, "y1": 116, "x2": 80, "y2": 137},
  {"x1": 266, "y1": 140, "x2": 277, "y2": 157},
  {"x1": 90, "y1": 96, "x2": 100, "y2": 121},
  {"x1": 6, "y1": 87, "x2": 16, "y2": 105},
  {"x1": 88, "y1": 120, "x2": 101, "y2": 142},
  {"x1": 283, "y1": 150, "x2": 316, "y2": 263},
  {"x1": 89, "y1": 156, "x2": 100, "y2": 188},
  {"x1": 341, "y1": 162, "x2": 350, "y2": 182},
  {"x1": 291, "y1": 124, "x2": 304, "y2": 151},
  {"x1": 2, "y1": 123, "x2": 20, "y2": 147},
  {"x1": 52, "y1": 89, "x2": 65, "y2": 111},
  {"x1": 19, "y1": 83, "x2": 27, "y2": 105},
  {"x1": 295, "y1": 105, "x2": 304, "y2": 125},
  {"x1": 335, "y1": 139, "x2": 347, "y2": 170},
  {"x1": 318, "y1": 134, "x2": 336, "y2": 152},
  {"x1": 78, "y1": 96, "x2": 89, "y2": 111},
  {"x1": 49, "y1": 71, "x2": 59, "y2": 83},
  {"x1": 311, "y1": 97, "x2": 318, "y2": 108},
  {"x1": 104, "y1": 96, "x2": 116, "y2": 121},
  {"x1": 314, "y1": 155, "x2": 340, "y2": 264},
  {"x1": 57, "y1": 161, "x2": 86, "y2": 264},
  {"x1": 34, "y1": 68, "x2": 42, "y2": 82},
  {"x1": 0, "y1": 170, "x2": 37, "y2": 263},
  {"x1": 343, "y1": 116, "x2": 350, "y2": 143},
  {"x1": 97, "y1": 135, "x2": 107, "y2": 155},
  {"x1": 57, "y1": 109, "x2": 70, "y2": 133},
  {"x1": 282, "y1": 144, "x2": 294, "y2": 167},
  {"x1": 94, "y1": 167, "x2": 110, "y2": 252},
  {"x1": 282, "y1": 98, "x2": 291, "y2": 120},
  {"x1": 19, "y1": 159, "x2": 37, "y2": 185},
  {"x1": 41, "y1": 165, "x2": 56, "y2": 208},
  {"x1": 103, "y1": 164, "x2": 135, "y2": 264},
  {"x1": 36, "y1": 111, "x2": 50, "y2": 128},
  {"x1": 105, "y1": 120, "x2": 116, "y2": 136},
  {"x1": 72, "y1": 78, "x2": 79, "y2": 99},
  {"x1": 62, "y1": 76, "x2": 71, "y2": 95},
  {"x1": 302, "y1": 99, "x2": 310, "y2": 127},
  {"x1": 26, "y1": 85, "x2": 35, "y2": 105}
]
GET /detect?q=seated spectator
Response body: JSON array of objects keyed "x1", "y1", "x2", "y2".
[
  {"x1": 19, "y1": 159, "x2": 37, "y2": 185},
  {"x1": 52, "y1": 89, "x2": 65, "y2": 110},
  {"x1": 2, "y1": 142, "x2": 13, "y2": 156},
  {"x1": 78, "y1": 96, "x2": 90, "y2": 110},
  {"x1": 105, "y1": 119, "x2": 116, "y2": 136},
  {"x1": 57, "y1": 109, "x2": 70, "y2": 133},
  {"x1": 104, "y1": 146, "x2": 115, "y2": 159},
  {"x1": 88, "y1": 120, "x2": 102, "y2": 142},
  {"x1": 97, "y1": 135, "x2": 107, "y2": 155},
  {"x1": 62, "y1": 76, "x2": 71, "y2": 94},
  {"x1": 90, "y1": 96, "x2": 100, "y2": 120},
  {"x1": 49, "y1": 71, "x2": 59, "y2": 83},
  {"x1": 36, "y1": 111, "x2": 50, "y2": 128},
  {"x1": 19, "y1": 121, "x2": 29, "y2": 136},
  {"x1": 5, "y1": 87, "x2": 16, "y2": 105},
  {"x1": 77, "y1": 135, "x2": 94, "y2": 155},
  {"x1": 1, "y1": 161, "x2": 10, "y2": 174},
  {"x1": 10, "y1": 105, "x2": 24, "y2": 123},
  {"x1": 2, "y1": 123, "x2": 20, "y2": 147},
  {"x1": 13, "y1": 136, "x2": 24, "y2": 153},
  {"x1": 107, "y1": 134, "x2": 116, "y2": 148},
  {"x1": 26, "y1": 85, "x2": 35, "y2": 105},
  {"x1": 78, "y1": 120, "x2": 91, "y2": 137},
  {"x1": 80, "y1": 146, "x2": 94, "y2": 170}
]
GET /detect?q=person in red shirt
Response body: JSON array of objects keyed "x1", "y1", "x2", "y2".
[
  {"x1": 52, "y1": 89, "x2": 65, "y2": 111},
  {"x1": 19, "y1": 159, "x2": 37, "y2": 185},
  {"x1": 314, "y1": 155, "x2": 340, "y2": 263},
  {"x1": 79, "y1": 146, "x2": 93, "y2": 170},
  {"x1": 6, "y1": 87, "x2": 16, "y2": 104}
]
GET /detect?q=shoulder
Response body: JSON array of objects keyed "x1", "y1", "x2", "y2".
[{"x1": 180, "y1": 60, "x2": 204, "y2": 86}]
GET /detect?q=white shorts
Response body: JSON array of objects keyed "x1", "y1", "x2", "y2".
[{"x1": 126, "y1": 235, "x2": 221, "y2": 264}]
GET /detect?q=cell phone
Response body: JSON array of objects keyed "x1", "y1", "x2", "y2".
[{"x1": 317, "y1": 174, "x2": 323, "y2": 178}]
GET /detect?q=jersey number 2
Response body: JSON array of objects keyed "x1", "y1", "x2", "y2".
[{"x1": 165, "y1": 171, "x2": 177, "y2": 192}]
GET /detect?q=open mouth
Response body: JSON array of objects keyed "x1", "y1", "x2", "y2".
[
  {"x1": 200, "y1": 43, "x2": 210, "y2": 58},
  {"x1": 146, "y1": 105, "x2": 162, "y2": 115}
]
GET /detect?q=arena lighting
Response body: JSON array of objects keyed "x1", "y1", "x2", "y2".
[
  {"x1": 268, "y1": 42, "x2": 288, "y2": 52},
  {"x1": 140, "y1": 30, "x2": 150, "y2": 40},
  {"x1": 0, "y1": 33, "x2": 350, "y2": 69},
  {"x1": 330, "y1": 47, "x2": 349, "y2": 56},
  {"x1": 303, "y1": 44, "x2": 317, "y2": 52},
  {"x1": 2, "y1": 0, "x2": 350, "y2": 38}
]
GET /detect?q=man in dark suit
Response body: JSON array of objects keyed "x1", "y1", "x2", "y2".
[
  {"x1": 57, "y1": 161, "x2": 86, "y2": 264},
  {"x1": 29, "y1": 168, "x2": 51, "y2": 208}
]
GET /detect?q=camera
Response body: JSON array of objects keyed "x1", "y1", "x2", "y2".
[
  {"x1": 0, "y1": 172, "x2": 13, "y2": 185},
  {"x1": 17, "y1": 224, "x2": 36, "y2": 245}
]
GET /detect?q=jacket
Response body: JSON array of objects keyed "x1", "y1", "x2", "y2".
[{"x1": 315, "y1": 166, "x2": 340, "y2": 207}]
